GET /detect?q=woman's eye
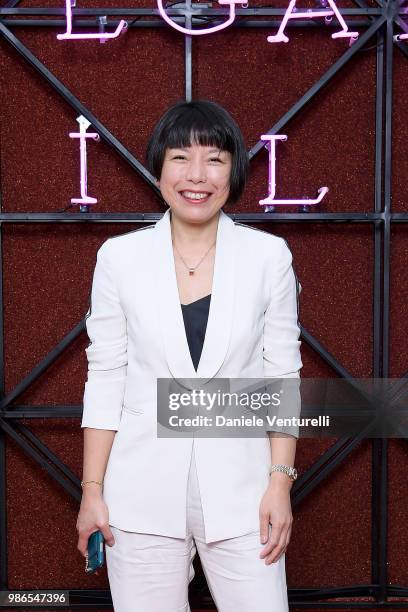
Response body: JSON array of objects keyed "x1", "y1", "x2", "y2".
[{"x1": 172, "y1": 155, "x2": 222, "y2": 162}]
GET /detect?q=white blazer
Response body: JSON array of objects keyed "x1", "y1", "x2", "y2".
[{"x1": 81, "y1": 208, "x2": 303, "y2": 544}]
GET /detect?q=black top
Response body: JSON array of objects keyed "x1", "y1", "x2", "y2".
[{"x1": 181, "y1": 294, "x2": 211, "y2": 371}]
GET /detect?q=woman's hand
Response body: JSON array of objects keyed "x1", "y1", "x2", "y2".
[
  {"x1": 76, "y1": 488, "x2": 116, "y2": 562},
  {"x1": 259, "y1": 476, "x2": 293, "y2": 565}
]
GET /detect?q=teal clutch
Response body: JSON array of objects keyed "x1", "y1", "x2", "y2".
[{"x1": 85, "y1": 530, "x2": 105, "y2": 574}]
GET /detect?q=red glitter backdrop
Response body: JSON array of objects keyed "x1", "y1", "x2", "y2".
[{"x1": 0, "y1": 0, "x2": 407, "y2": 608}]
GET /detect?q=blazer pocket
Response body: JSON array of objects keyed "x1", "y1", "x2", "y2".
[{"x1": 122, "y1": 404, "x2": 144, "y2": 416}]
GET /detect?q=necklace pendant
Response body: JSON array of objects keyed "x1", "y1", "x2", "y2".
[{"x1": 188, "y1": 269, "x2": 195, "y2": 276}]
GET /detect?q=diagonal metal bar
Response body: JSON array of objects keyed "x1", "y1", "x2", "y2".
[
  {"x1": 0, "y1": 320, "x2": 85, "y2": 409},
  {"x1": 385, "y1": 374, "x2": 408, "y2": 405},
  {"x1": 2, "y1": 0, "x2": 21, "y2": 7},
  {"x1": 291, "y1": 377, "x2": 405, "y2": 505},
  {"x1": 291, "y1": 436, "x2": 367, "y2": 505},
  {"x1": 0, "y1": 21, "x2": 162, "y2": 199},
  {"x1": 292, "y1": 393, "x2": 407, "y2": 510},
  {"x1": 394, "y1": 15, "x2": 408, "y2": 56},
  {"x1": 0, "y1": 418, "x2": 81, "y2": 501},
  {"x1": 368, "y1": 0, "x2": 408, "y2": 57},
  {"x1": 300, "y1": 327, "x2": 357, "y2": 378},
  {"x1": 12, "y1": 421, "x2": 81, "y2": 489},
  {"x1": 249, "y1": 14, "x2": 387, "y2": 159},
  {"x1": 293, "y1": 391, "x2": 405, "y2": 507}
]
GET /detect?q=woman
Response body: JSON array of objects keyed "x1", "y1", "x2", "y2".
[{"x1": 76, "y1": 99, "x2": 303, "y2": 612}]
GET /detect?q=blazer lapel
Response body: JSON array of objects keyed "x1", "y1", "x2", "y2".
[{"x1": 152, "y1": 208, "x2": 237, "y2": 384}]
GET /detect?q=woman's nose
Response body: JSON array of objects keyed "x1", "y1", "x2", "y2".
[{"x1": 185, "y1": 161, "x2": 207, "y2": 182}]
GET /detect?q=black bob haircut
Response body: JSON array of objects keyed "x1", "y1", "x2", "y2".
[{"x1": 145, "y1": 99, "x2": 250, "y2": 207}]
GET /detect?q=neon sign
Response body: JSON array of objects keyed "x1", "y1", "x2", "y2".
[
  {"x1": 69, "y1": 115, "x2": 100, "y2": 208},
  {"x1": 267, "y1": 0, "x2": 359, "y2": 45},
  {"x1": 259, "y1": 134, "x2": 329, "y2": 211},
  {"x1": 56, "y1": 0, "x2": 408, "y2": 42},
  {"x1": 57, "y1": 0, "x2": 364, "y2": 40},
  {"x1": 156, "y1": 0, "x2": 247, "y2": 35},
  {"x1": 57, "y1": 0, "x2": 127, "y2": 41},
  {"x1": 156, "y1": 0, "x2": 359, "y2": 40}
]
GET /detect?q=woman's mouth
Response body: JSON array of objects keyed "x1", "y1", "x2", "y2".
[{"x1": 179, "y1": 191, "x2": 212, "y2": 204}]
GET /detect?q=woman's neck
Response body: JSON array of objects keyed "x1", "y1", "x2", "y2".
[{"x1": 169, "y1": 209, "x2": 220, "y2": 252}]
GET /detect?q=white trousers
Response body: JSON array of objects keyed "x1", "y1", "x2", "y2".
[{"x1": 105, "y1": 440, "x2": 289, "y2": 612}]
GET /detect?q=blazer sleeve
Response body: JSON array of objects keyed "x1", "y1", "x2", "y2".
[
  {"x1": 263, "y1": 238, "x2": 303, "y2": 438},
  {"x1": 81, "y1": 241, "x2": 128, "y2": 431}
]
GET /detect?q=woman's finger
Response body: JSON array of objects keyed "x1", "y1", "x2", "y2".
[
  {"x1": 77, "y1": 533, "x2": 89, "y2": 557},
  {"x1": 100, "y1": 525, "x2": 115, "y2": 547},
  {"x1": 259, "y1": 522, "x2": 283, "y2": 559},
  {"x1": 264, "y1": 528, "x2": 290, "y2": 564},
  {"x1": 259, "y1": 511, "x2": 270, "y2": 545}
]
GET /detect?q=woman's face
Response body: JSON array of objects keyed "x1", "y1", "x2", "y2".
[{"x1": 157, "y1": 142, "x2": 232, "y2": 224}]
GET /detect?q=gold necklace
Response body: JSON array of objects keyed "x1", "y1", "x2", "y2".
[{"x1": 172, "y1": 238, "x2": 216, "y2": 276}]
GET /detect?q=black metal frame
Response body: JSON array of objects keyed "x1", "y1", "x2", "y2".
[{"x1": 0, "y1": 0, "x2": 407, "y2": 607}]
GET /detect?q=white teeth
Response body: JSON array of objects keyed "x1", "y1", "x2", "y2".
[{"x1": 181, "y1": 191, "x2": 210, "y2": 200}]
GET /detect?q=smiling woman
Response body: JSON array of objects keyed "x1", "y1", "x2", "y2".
[
  {"x1": 145, "y1": 99, "x2": 250, "y2": 210},
  {"x1": 159, "y1": 143, "x2": 232, "y2": 220},
  {"x1": 78, "y1": 98, "x2": 302, "y2": 612},
  {"x1": 144, "y1": 100, "x2": 250, "y2": 304}
]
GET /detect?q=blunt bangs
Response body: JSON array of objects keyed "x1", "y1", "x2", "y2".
[{"x1": 145, "y1": 100, "x2": 249, "y2": 207}]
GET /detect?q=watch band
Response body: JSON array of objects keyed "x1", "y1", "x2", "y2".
[{"x1": 269, "y1": 464, "x2": 298, "y2": 480}]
